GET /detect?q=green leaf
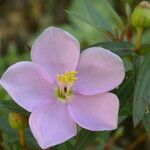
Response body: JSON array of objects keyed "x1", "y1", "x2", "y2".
[
  {"x1": 0, "y1": 100, "x2": 29, "y2": 115},
  {"x1": 142, "y1": 113, "x2": 150, "y2": 134},
  {"x1": 56, "y1": 142, "x2": 74, "y2": 150},
  {"x1": 91, "y1": 42, "x2": 135, "y2": 57},
  {"x1": 65, "y1": 10, "x2": 105, "y2": 33},
  {"x1": 65, "y1": 10, "x2": 117, "y2": 40},
  {"x1": 122, "y1": 57, "x2": 133, "y2": 72},
  {"x1": 133, "y1": 51, "x2": 150, "y2": 126},
  {"x1": 117, "y1": 71, "x2": 135, "y2": 116},
  {"x1": 102, "y1": 0, "x2": 125, "y2": 29},
  {"x1": 0, "y1": 116, "x2": 17, "y2": 135},
  {"x1": 133, "y1": 55, "x2": 143, "y2": 76},
  {"x1": 0, "y1": 115, "x2": 38, "y2": 149},
  {"x1": 75, "y1": 129, "x2": 98, "y2": 150},
  {"x1": 85, "y1": 0, "x2": 111, "y2": 32},
  {"x1": 26, "y1": 129, "x2": 41, "y2": 149}
]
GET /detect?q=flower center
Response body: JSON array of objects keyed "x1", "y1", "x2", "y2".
[{"x1": 55, "y1": 70, "x2": 77, "y2": 102}]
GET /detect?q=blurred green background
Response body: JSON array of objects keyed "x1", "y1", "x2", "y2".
[{"x1": 0, "y1": 0, "x2": 150, "y2": 150}]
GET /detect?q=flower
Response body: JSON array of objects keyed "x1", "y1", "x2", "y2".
[
  {"x1": 8, "y1": 112, "x2": 28, "y2": 130},
  {"x1": 131, "y1": 1, "x2": 150, "y2": 28},
  {"x1": 0, "y1": 27, "x2": 125, "y2": 149}
]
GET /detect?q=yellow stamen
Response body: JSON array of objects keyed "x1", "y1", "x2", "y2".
[
  {"x1": 57, "y1": 70, "x2": 78, "y2": 85},
  {"x1": 56, "y1": 70, "x2": 77, "y2": 101}
]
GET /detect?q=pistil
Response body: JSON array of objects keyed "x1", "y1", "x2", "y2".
[{"x1": 56, "y1": 70, "x2": 77, "y2": 102}]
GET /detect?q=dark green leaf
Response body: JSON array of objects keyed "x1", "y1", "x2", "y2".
[
  {"x1": 0, "y1": 116, "x2": 38, "y2": 149},
  {"x1": 56, "y1": 142, "x2": 74, "y2": 150},
  {"x1": 0, "y1": 116, "x2": 17, "y2": 135},
  {"x1": 0, "y1": 87, "x2": 8, "y2": 99},
  {"x1": 26, "y1": 128, "x2": 41, "y2": 149},
  {"x1": 141, "y1": 44, "x2": 150, "y2": 54},
  {"x1": 133, "y1": 55, "x2": 143, "y2": 76},
  {"x1": 133, "y1": 51, "x2": 150, "y2": 126},
  {"x1": 75, "y1": 129, "x2": 98, "y2": 150},
  {"x1": 142, "y1": 113, "x2": 150, "y2": 134},
  {"x1": 91, "y1": 42, "x2": 135, "y2": 57},
  {"x1": 123, "y1": 57, "x2": 133, "y2": 72},
  {"x1": 117, "y1": 71, "x2": 135, "y2": 116},
  {"x1": 0, "y1": 100, "x2": 29, "y2": 115}
]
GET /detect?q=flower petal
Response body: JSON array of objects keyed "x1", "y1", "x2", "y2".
[
  {"x1": 0, "y1": 61, "x2": 54, "y2": 112},
  {"x1": 68, "y1": 93, "x2": 119, "y2": 131},
  {"x1": 29, "y1": 101, "x2": 77, "y2": 149},
  {"x1": 31, "y1": 27, "x2": 80, "y2": 80},
  {"x1": 74, "y1": 47, "x2": 125, "y2": 95}
]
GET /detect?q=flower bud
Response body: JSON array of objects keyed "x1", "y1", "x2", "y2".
[
  {"x1": 8, "y1": 112, "x2": 28, "y2": 130},
  {"x1": 131, "y1": 1, "x2": 150, "y2": 28}
]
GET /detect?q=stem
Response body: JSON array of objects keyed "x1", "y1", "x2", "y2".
[
  {"x1": 19, "y1": 130, "x2": 29, "y2": 150},
  {"x1": 104, "y1": 129, "x2": 123, "y2": 150},
  {"x1": 125, "y1": 133, "x2": 147, "y2": 150},
  {"x1": 135, "y1": 27, "x2": 143, "y2": 53}
]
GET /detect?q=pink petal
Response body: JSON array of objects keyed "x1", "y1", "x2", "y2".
[
  {"x1": 29, "y1": 101, "x2": 77, "y2": 149},
  {"x1": 31, "y1": 27, "x2": 80, "y2": 81},
  {"x1": 0, "y1": 61, "x2": 54, "y2": 112},
  {"x1": 74, "y1": 47, "x2": 125, "y2": 95},
  {"x1": 68, "y1": 93, "x2": 119, "y2": 131}
]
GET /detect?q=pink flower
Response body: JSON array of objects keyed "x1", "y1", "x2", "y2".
[{"x1": 0, "y1": 27, "x2": 125, "y2": 149}]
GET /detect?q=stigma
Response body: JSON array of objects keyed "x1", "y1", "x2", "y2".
[{"x1": 56, "y1": 70, "x2": 78, "y2": 102}]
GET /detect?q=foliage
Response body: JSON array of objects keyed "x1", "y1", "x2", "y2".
[{"x1": 0, "y1": 0, "x2": 150, "y2": 149}]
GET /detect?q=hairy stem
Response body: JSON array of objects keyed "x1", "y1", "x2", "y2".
[
  {"x1": 19, "y1": 130, "x2": 29, "y2": 150},
  {"x1": 135, "y1": 27, "x2": 143, "y2": 53}
]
